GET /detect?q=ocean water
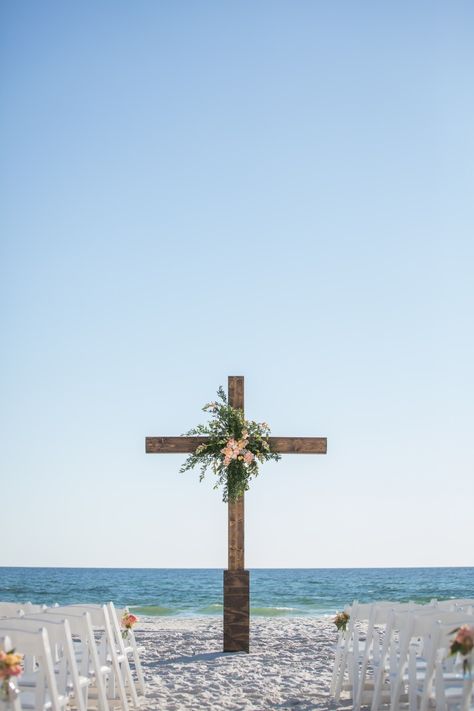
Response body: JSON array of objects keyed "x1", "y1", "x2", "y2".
[{"x1": 0, "y1": 567, "x2": 472, "y2": 617}]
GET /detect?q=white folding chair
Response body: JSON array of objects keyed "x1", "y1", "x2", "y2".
[
  {"x1": 48, "y1": 605, "x2": 137, "y2": 710},
  {"x1": 18, "y1": 615, "x2": 91, "y2": 711},
  {"x1": 61, "y1": 604, "x2": 145, "y2": 698},
  {"x1": 369, "y1": 606, "x2": 436, "y2": 711},
  {"x1": 335, "y1": 600, "x2": 422, "y2": 709},
  {"x1": 415, "y1": 615, "x2": 474, "y2": 711},
  {"x1": 353, "y1": 602, "x2": 404, "y2": 710},
  {"x1": 0, "y1": 626, "x2": 65, "y2": 711},
  {"x1": 370, "y1": 607, "x2": 474, "y2": 711},
  {"x1": 108, "y1": 603, "x2": 145, "y2": 696},
  {"x1": 42, "y1": 609, "x2": 110, "y2": 711},
  {"x1": 331, "y1": 600, "x2": 371, "y2": 702}
]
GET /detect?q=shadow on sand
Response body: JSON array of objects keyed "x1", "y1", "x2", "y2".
[{"x1": 156, "y1": 651, "x2": 247, "y2": 665}]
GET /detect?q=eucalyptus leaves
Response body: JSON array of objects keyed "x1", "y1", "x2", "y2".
[{"x1": 179, "y1": 386, "x2": 280, "y2": 502}]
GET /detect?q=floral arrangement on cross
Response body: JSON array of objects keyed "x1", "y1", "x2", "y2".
[{"x1": 180, "y1": 387, "x2": 281, "y2": 502}]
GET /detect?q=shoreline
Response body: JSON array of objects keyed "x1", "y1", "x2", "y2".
[{"x1": 131, "y1": 609, "x2": 339, "y2": 619}]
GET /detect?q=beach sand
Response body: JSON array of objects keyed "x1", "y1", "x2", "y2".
[{"x1": 135, "y1": 616, "x2": 352, "y2": 710}]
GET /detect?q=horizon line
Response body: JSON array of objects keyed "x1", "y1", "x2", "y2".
[{"x1": 1, "y1": 565, "x2": 472, "y2": 570}]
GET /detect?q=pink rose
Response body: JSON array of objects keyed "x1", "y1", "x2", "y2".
[{"x1": 455, "y1": 625, "x2": 474, "y2": 652}]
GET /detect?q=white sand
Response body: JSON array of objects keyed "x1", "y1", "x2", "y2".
[{"x1": 135, "y1": 616, "x2": 353, "y2": 710}]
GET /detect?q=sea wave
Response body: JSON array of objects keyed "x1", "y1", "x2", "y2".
[
  {"x1": 130, "y1": 605, "x2": 175, "y2": 616},
  {"x1": 130, "y1": 603, "x2": 308, "y2": 617},
  {"x1": 251, "y1": 606, "x2": 307, "y2": 617},
  {"x1": 196, "y1": 604, "x2": 223, "y2": 615}
]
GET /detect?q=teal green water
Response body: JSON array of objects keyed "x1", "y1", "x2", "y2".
[{"x1": 0, "y1": 567, "x2": 472, "y2": 617}]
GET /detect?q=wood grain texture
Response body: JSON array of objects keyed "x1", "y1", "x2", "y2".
[
  {"x1": 227, "y1": 376, "x2": 245, "y2": 571},
  {"x1": 146, "y1": 436, "x2": 327, "y2": 454},
  {"x1": 268, "y1": 437, "x2": 327, "y2": 454},
  {"x1": 223, "y1": 570, "x2": 249, "y2": 653},
  {"x1": 145, "y1": 436, "x2": 208, "y2": 453},
  {"x1": 228, "y1": 496, "x2": 244, "y2": 570},
  {"x1": 228, "y1": 375, "x2": 244, "y2": 411}
]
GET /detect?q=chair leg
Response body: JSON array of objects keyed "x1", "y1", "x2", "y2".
[
  {"x1": 121, "y1": 655, "x2": 140, "y2": 708},
  {"x1": 330, "y1": 633, "x2": 343, "y2": 697},
  {"x1": 109, "y1": 650, "x2": 130, "y2": 711},
  {"x1": 132, "y1": 645, "x2": 146, "y2": 696}
]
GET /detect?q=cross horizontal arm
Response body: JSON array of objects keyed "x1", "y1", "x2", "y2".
[
  {"x1": 270, "y1": 437, "x2": 327, "y2": 454},
  {"x1": 146, "y1": 437, "x2": 208, "y2": 453},
  {"x1": 145, "y1": 436, "x2": 327, "y2": 454}
]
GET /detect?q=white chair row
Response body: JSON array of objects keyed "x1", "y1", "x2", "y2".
[
  {"x1": 0, "y1": 602, "x2": 47, "y2": 617},
  {"x1": 331, "y1": 598, "x2": 474, "y2": 710},
  {"x1": 0, "y1": 601, "x2": 146, "y2": 711}
]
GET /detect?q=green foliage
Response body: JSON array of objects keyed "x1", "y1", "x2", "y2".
[{"x1": 179, "y1": 386, "x2": 281, "y2": 502}]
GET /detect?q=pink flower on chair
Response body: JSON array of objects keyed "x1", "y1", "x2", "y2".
[
  {"x1": 121, "y1": 612, "x2": 138, "y2": 639},
  {"x1": 449, "y1": 624, "x2": 474, "y2": 676},
  {"x1": 0, "y1": 649, "x2": 23, "y2": 701},
  {"x1": 0, "y1": 650, "x2": 22, "y2": 680}
]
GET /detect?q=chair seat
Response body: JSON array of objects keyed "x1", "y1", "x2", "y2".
[
  {"x1": 21, "y1": 670, "x2": 91, "y2": 689},
  {"x1": 72, "y1": 674, "x2": 91, "y2": 689},
  {"x1": 74, "y1": 651, "x2": 111, "y2": 677},
  {"x1": 17, "y1": 690, "x2": 68, "y2": 710}
]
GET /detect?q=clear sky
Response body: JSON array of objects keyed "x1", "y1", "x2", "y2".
[{"x1": 1, "y1": 1, "x2": 473, "y2": 568}]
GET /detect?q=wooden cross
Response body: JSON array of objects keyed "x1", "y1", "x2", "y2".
[{"x1": 145, "y1": 375, "x2": 327, "y2": 653}]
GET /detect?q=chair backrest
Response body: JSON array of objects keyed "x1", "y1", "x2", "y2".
[
  {"x1": 40, "y1": 608, "x2": 109, "y2": 711},
  {"x1": 0, "y1": 625, "x2": 62, "y2": 711},
  {"x1": 0, "y1": 602, "x2": 46, "y2": 617},
  {"x1": 50, "y1": 604, "x2": 107, "y2": 628},
  {"x1": 0, "y1": 602, "x2": 25, "y2": 617},
  {"x1": 2, "y1": 616, "x2": 70, "y2": 648},
  {"x1": 436, "y1": 598, "x2": 474, "y2": 609},
  {"x1": 2, "y1": 618, "x2": 64, "y2": 678},
  {"x1": 43, "y1": 608, "x2": 98, "y2": 676},
  {"x1": 12, "y1": 615, "x2": 87, "y2": 711},
  {"x1": 0, "y1": 601, "x2": 46, "y2": 618}
]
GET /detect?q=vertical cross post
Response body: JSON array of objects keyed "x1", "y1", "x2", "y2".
[{"x1": 223, "y1": 375, "x2": 250, "y2": 653}]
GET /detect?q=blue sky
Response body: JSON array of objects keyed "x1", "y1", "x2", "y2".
[{"x1": 1, "y1": 1, "x2": 473, "y2": 567}]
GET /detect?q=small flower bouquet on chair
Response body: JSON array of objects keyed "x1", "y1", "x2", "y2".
[
  {"x1": 449, "y1": 625, "x2": 474, "y2": 677},
  {"x1": 333, "y1": 611, "x2": 350, "y2": 633},
  {"x1": 0, "y1": 648, "x2": 23, "y2": 703},
  {"x1": 121, "y1": 612, "x2": 138, "y2": 640}
]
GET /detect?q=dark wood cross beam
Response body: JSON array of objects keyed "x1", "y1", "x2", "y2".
[{"x1": 146, "y1": 376, "x2": 327, "y2": 653}]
